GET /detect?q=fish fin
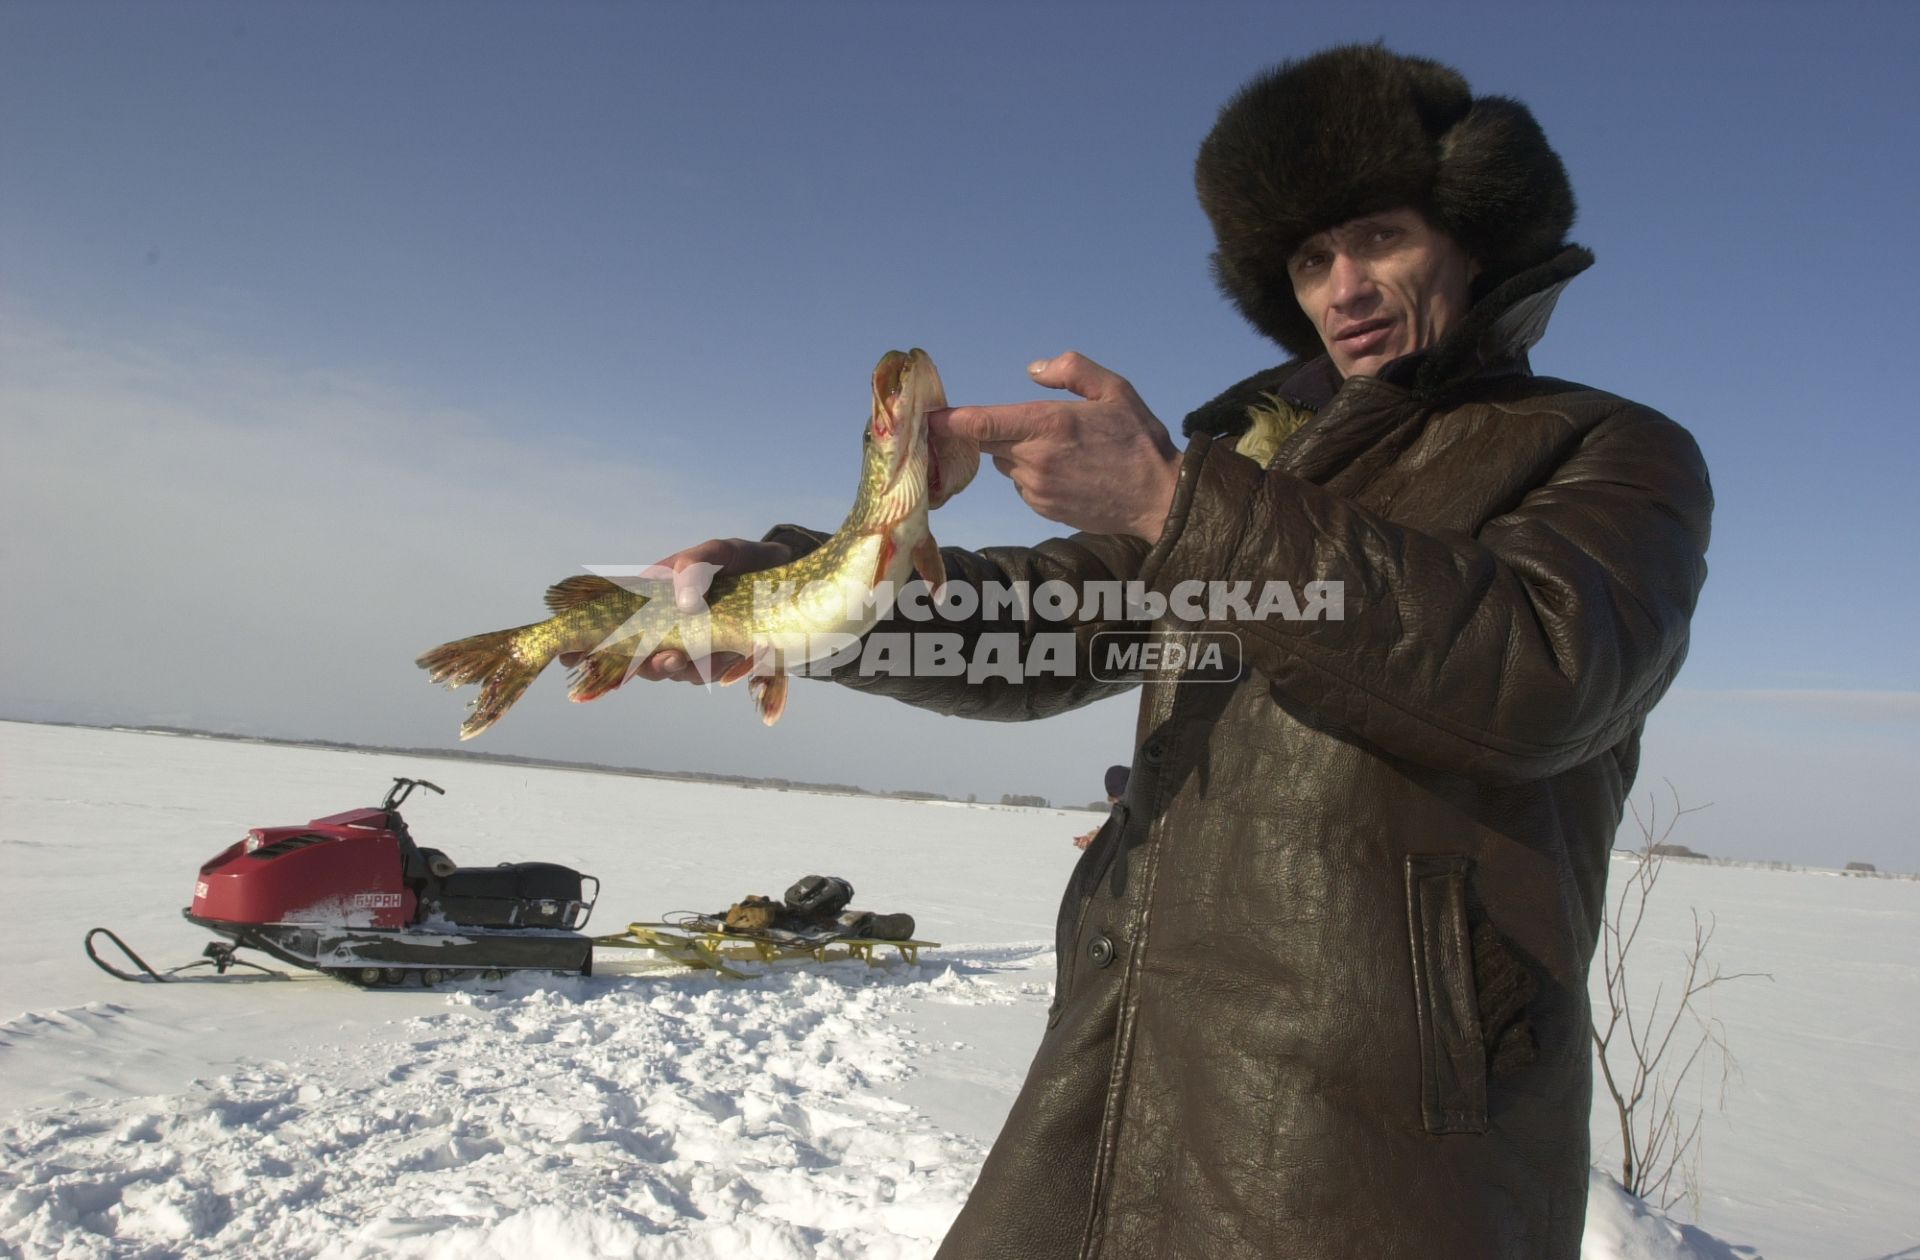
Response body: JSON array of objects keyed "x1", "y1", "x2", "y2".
[
  {"x1": 545, "y1": 574, "x2": 628, "y2": 614},
  {"x1": 749, "y1": 670, "x2": 789, "y2": 726},
  {"x1": 928, "y1": 426, "x2": 981, "y2": 510},
  {"x1": 567, "y1": 644, "x2": 639, "y2": 703},
  {"x1": 912, "y1": 534, "x2": 946, "y2": 600},
  {"x1": 416, "y1": 627, "x2": 547, "y2": 740},
  {"x1": 714, "y1": 652, "x2": 760, "y2": 686},
  {"x1": 870, "y1": 536, "x2": 896, "y2": 588}
]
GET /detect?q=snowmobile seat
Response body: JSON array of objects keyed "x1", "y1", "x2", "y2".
[{"x1": 429, "y1": 862, "x2": 588, "y2": 928}]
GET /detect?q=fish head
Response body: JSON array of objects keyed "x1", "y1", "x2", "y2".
[{"x1": 866, "y1": 348, "x2": 978, "y2": 515}]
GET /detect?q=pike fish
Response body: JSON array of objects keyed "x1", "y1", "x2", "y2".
[{"x1": 417, "y1": 348, "x2": 978, "y2": 739}]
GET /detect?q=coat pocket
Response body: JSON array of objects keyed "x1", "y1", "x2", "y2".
[{"x1": 1405, "y1": 855, "x2": 1489, "y2": 1134}]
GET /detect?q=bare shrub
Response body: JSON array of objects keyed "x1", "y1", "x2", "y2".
[{"x1": 1592, "y1": 783, "x2": 1770, "y2": 1209}]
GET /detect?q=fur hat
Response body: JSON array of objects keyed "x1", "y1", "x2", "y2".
[{"x1": 1195, "y1": 44, "x2": 1576, "y2": 360}]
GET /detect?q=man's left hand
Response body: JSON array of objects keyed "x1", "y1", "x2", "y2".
[{"x1": 932, "y1": 352, "x2": 1182, "y2": 542}]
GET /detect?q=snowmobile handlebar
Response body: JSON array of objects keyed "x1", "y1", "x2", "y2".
[{"x1": 382, "y1": 778, "x2": 446, "y2": 811}]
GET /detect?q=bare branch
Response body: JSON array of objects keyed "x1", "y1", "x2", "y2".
[{"x1": 1591, "y1": 787, "x2": 1764, "y2": 1208}]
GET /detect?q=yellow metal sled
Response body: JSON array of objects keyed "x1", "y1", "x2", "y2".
[{"x1": 593, "y1": 922, "x2": 937, "y2": 979}]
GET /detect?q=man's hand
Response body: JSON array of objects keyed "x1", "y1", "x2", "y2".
[
  {"x1": 933, "y1": 352, "x2": 1182, "y2": 542},
  {"x1": 556, "y1": 537, "x2": 795, "y2": 682}
]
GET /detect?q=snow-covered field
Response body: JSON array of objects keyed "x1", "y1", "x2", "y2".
[{"x1": 1, "y1": 721, "x2": 1913, "y2": 1258}]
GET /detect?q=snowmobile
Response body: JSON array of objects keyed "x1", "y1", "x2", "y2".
[{"x1": 87, "y1": 777, "x2": 598, "y2": 986}]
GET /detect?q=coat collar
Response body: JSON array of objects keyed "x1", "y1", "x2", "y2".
[{"x1": 1183, "y1": 244, "x2": 1595, "y2": 440}]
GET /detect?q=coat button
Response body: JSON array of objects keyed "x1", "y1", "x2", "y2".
[
  {"x1": 1088, "y1": 934, "x2": 1115, "y2": 968},
  {"x1": 1141, "y1": 738, "x2": 1166, "y2": 766}
]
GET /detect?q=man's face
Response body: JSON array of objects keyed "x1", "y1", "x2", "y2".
[{"x1": 1287, "y1": 208, "x2": 1480, "y2": 378}]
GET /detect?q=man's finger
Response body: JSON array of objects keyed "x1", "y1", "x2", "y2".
[
  {"x1": 1029, "y1": 350, "x2": 1131, "y2": 403},
  {"x1": 636, "y1": 648, "x2": 742, "y2": 683},
  {"x1": 631, "y1": 649, "x2": 680, "y2": 682},
  {"x1": 933, "y1": 403, "x2": 1051, "y2": 447},
  {"x1": 669, "y1": 651, "x2": 744, "y2": 684}
]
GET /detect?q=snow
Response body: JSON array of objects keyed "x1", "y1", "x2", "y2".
[
  {"x1": 3, "y1": 720, "x2": 1915, "y2": 1258},
  {"x1": 3, "y1": 971, "x2": 988, "y2": 1257}
]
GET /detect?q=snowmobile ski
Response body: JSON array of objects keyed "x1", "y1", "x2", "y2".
[{"x1": 85, "y1": 927, "x2": 292, "y2": 983}]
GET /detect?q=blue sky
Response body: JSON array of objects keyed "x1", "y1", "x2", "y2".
[{"x1": 3, "y1": 3, "x2": 1916, "y2": 868}]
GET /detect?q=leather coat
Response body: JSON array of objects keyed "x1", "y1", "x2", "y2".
[{"x1": 766, "y1": 246, "x2": 1713, "y2": 1258}]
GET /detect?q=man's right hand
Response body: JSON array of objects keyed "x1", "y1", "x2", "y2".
[
  {"x1": 555, "y1": 537, "x2": 795, "y2": 682},
  {"x1": 934, "y1": 352, "x2": 1181, "y2": 543}
]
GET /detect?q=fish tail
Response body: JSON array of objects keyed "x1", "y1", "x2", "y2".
[
  {"x1": 417, "y1": 628, "x2": 516, "y2": 687},
  {"x1": 416, "y1": 628, "x2": 548, "y2": 740}
]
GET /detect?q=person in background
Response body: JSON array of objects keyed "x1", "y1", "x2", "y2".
[{"x1": 1074, "y1": 765, "x2": 1132, "y2": 849}]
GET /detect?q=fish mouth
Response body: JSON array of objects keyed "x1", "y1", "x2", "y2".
[
  {"x1": 872, "y1": 348, "x2": 943, "y2": 485},
  {"x1": 871, "y1": 350, "x2": 912, "y2": 441},
  {"x1": 872, "y1": 348, "x2": 944, "y2": 426},
  {"x1": 869, "y1": 348, "x2": 974, "y2": 510}
]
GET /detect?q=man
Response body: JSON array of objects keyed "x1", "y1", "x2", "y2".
[{"x1": 636, "y1": 45, "x2": 1710, "y2": 1259}]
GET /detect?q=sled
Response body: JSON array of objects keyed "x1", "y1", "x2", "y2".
[{"x1": 593, "y1": 920, "x2": 938, "y2": 979}]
